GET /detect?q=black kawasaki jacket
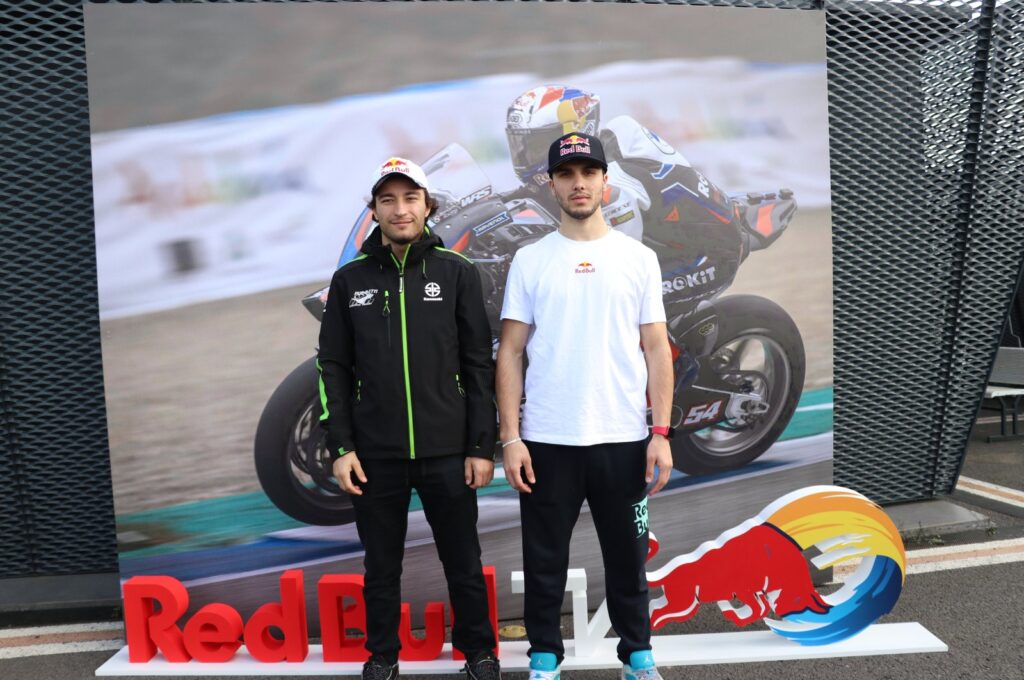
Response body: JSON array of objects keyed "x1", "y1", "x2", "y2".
[{"x1": 317, "y1": 227, "x2": 496, "y2": 462}]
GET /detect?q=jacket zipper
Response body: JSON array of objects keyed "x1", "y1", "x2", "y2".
[
  {"x1": 355, "y1": 378, "x2": 362, "y2": 403},
  {"x1": 391, "y1": 250, "x2": 416, "y2": 460},
  {"x1": 455, "y1": 372, "x2": 466, "y2": 398},
  {"x1": 382, "y1": 290, "x2": 391, "y2": 347}
]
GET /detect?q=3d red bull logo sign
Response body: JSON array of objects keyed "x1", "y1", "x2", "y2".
[
  {"x1": 103, "y1": 486, "x2": 925, "y2": 673},
  {"x1": 647, "y1": 485, "x2": 906, "y2": 645}
]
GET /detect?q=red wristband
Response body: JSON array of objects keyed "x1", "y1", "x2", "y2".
[{"x1": 651, "y1": 425, "x2": 675, "y2": 440}]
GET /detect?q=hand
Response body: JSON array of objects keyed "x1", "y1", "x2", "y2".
[
  {"x1": 501, "y1": 440, "x2": 535, "y2": 493},
  {"x1": 464, "y1": 457, "x2": 495, "y2": 489},
  {"x1": 645, "y1": 436, "x2": 673, "y2": 496},
  {"x1": 333, "y1": 452, "x2": 367, "y2": 496}
]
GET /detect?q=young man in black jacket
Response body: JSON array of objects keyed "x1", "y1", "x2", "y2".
[{"x1": 318, "y1": 157, "x2": 499, "y2": 680}]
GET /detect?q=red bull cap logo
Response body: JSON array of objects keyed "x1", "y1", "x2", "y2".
[
  {"x1": 559, "y1": 135, "x2": 592, "y2": 157},
  {"x1": 372, "y1": 157, "x2": 429, "y2": 193},
  {"x1": 646, "y1": 485, "x2": 906, "y2": 645}
]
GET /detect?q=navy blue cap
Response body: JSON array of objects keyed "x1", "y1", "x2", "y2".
[{"x1": 547, "y1": 132, "x2": 608, "y2": 174}]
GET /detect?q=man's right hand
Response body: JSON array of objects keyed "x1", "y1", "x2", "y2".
[
  {"x1": 502, "y1": 440, "x2": 535, "y2": 493},
  {"x1": 332, "y1": 452, "x2": 367, "y2": 495}
]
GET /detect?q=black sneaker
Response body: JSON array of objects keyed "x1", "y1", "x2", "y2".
[
  {"x1": 362, "y1": 655, "x2": 398, "y2": 680},
  {"x1": 463, "y1": 651, "x2": 501, "y2": 680}
]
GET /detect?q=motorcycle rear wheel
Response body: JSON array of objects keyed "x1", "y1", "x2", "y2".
[
  {"x1": 670, "y1": 294, "x2": 806, "y2": 476},
  {"x1": 254, "y1": 356, "x2": 355, "y2": 525}
]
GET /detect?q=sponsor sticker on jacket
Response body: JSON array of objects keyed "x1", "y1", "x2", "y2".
[{"x1": 349, "y1": 289, "x2": 378, "y2": 307}]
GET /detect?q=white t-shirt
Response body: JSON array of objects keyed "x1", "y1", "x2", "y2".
[{"x1": 500, "y1": 228, "x2": 667, "y2": 445}]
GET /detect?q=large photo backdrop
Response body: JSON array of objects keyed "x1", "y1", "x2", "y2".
[{"x1": 85, "y1": 3, "x2": 832, "y2": 628}]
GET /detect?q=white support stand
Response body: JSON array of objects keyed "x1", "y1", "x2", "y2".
[
  {"x1": 95, "y1": 624, "x2": 947, "y2": 676},
  {"x1": 510, "y1": 569, "x2": 611, "y2": 658}
]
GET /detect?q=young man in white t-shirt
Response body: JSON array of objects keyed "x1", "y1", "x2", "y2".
[{"x1": 496, "y1": 132, "x2": 674, "y2": 680}]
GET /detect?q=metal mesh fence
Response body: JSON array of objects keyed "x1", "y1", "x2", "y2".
[
  {"x1": 2, "y1": 0, "x2": 1023, "y2": 580},
  {"x1": 1, "y1": 1, "x2": 119, "y2": 577},
  {"x1": 941, "y1": 0, "x2": 1024, "y2": 482},
  {"x1": 828, "y1": 0, "x2": 982, "y2": 501}
]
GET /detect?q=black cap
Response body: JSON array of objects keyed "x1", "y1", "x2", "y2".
[{"x1": 547, "y1": 132, "x2": 608, "y2": 175}]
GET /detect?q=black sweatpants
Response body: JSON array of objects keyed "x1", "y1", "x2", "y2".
[
  {"x1": 519, "y1": 439, "x2": 651, "y2": 665},
  {"x1": 350, "y1": 455, "x2": 496, "y2": 664}
]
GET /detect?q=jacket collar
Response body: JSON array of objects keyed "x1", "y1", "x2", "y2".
[{"x1": 360, "y1": 226, "x2": 444, "y2": 268}]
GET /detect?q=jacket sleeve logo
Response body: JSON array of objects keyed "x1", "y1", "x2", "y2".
[{"x1": 349, "y1": 289, "x2": 378, "y2": 307}]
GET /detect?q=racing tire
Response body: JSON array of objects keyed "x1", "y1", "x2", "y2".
[
  {"x1": 670, "y1": 294, "x2": 805, "y2": 476},
  {"x1": 254, "y1": 356, "x2": 355, "y2": 525}
]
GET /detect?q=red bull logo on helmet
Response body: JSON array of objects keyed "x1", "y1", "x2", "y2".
[{"x1": 646, "y1": 485, "x2": 906, "y2": 646}]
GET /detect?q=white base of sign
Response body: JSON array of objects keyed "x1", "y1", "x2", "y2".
[{"x1": 95, "y1": 622, "x2": 946, "y2": 676}]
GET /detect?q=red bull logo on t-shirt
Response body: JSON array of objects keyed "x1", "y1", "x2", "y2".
[{"x1": 574, "y1": 261, "x2": 596, "y2": 274}]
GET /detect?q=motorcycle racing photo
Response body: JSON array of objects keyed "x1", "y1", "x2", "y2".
[
  {"x1": 256, "y1": 86, "x2": 813, "y2": 526},
  {"x1": 90, "y1": 4, "x2": 832, "y2": 602}
]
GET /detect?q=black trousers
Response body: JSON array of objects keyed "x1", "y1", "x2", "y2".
[
  {"x1": 520, "y1": 439, "x2": 652, "y2": 665},
  {"x1": 350, "y1": 455, "x2": 495, "y2": 664}
]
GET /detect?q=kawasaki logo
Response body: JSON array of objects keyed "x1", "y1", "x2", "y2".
[{"x1": 423, "y1": 282, "x2": 443, "y2": 302}]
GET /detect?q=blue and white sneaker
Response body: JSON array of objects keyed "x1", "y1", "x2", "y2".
[
  {"x1": 621, "y1": 650, "x2": 664, "y2": 680},
  {"x1": 528, "y1": 652, "x2": 560, "y2": 680}
]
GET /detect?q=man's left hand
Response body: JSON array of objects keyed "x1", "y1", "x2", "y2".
[
  {"x1": 465, "y1": 457, "x2": 495, "y2": 489},
  {"x1": 645, "y1": 435, "x2": 673, "y2": 496}
]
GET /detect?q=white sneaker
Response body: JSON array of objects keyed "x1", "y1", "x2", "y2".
[
  {"x1": 528, "y1": 652, "x2": 560, "y2": 680},
  {"x1": 621, "y1": 650, "x2": 663, "y2": 680}
]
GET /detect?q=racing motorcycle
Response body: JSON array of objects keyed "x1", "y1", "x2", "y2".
[{"x1": 254, "y1": 144, "x2": 804, "y2": 525}]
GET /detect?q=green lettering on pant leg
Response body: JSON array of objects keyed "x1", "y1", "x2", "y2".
[{"x1": 632, "y1": 497, "x2": 649, "y2": 537}]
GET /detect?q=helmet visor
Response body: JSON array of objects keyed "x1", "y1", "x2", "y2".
[{"x1": 507, "y1": 124, "x2": 563, "y2": 176}]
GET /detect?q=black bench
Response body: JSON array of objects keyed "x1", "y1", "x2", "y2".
[{"x1": 982, "y1": 348, "x2": 1024, "y2": 442}]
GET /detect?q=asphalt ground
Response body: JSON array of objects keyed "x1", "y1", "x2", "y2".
[{"x1": 2, "y1": 419, "x2": 1021, "y2": 679}]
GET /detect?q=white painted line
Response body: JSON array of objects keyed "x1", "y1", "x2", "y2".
[
  {"x1": 95, "y1": 623, "x2": 945, "y2": 675},
  {"x1": 907, "y1": 551, "x2": 1024, "y2": 574},
  {"x1": 832, "y1": 538, "x2": 1024, "y2": 580},
  {"x1": 907, "y1": 536, "x2": 1024, "y2": 558},
  {"x1": 956, "y1": 476, "x2": 1024, "y2": 509},
  {"x1": 0, "y1": 639, "x2": 124, "y2": 660},
  {"x1": 0, "y1": 622, "x2": 123, "y2": 640}
]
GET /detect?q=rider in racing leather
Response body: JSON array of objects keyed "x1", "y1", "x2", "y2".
[{"x1": 504, "y1": 85, "x2": 748, "y2": 318}]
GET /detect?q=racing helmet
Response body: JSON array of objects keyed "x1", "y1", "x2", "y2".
[{"x1": 506, "y1": 85, "x2": 601, "y2": 184}]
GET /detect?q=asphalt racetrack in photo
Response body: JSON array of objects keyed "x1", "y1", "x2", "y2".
[{"x1": 100, "y1": 206, "x2": 833, "y2": 624}]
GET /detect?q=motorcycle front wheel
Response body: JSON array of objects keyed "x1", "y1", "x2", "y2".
[
  {"x1": 671, "y1": 294, "x2": 806, "y2": 476},
  {"x1": 254, "y1": 356, "x2": 355, "y2": 525}
]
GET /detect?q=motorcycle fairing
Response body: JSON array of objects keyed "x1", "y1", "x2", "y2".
[{"x1": 338, "y1": 207, "x2": 375, "y2": 266}]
